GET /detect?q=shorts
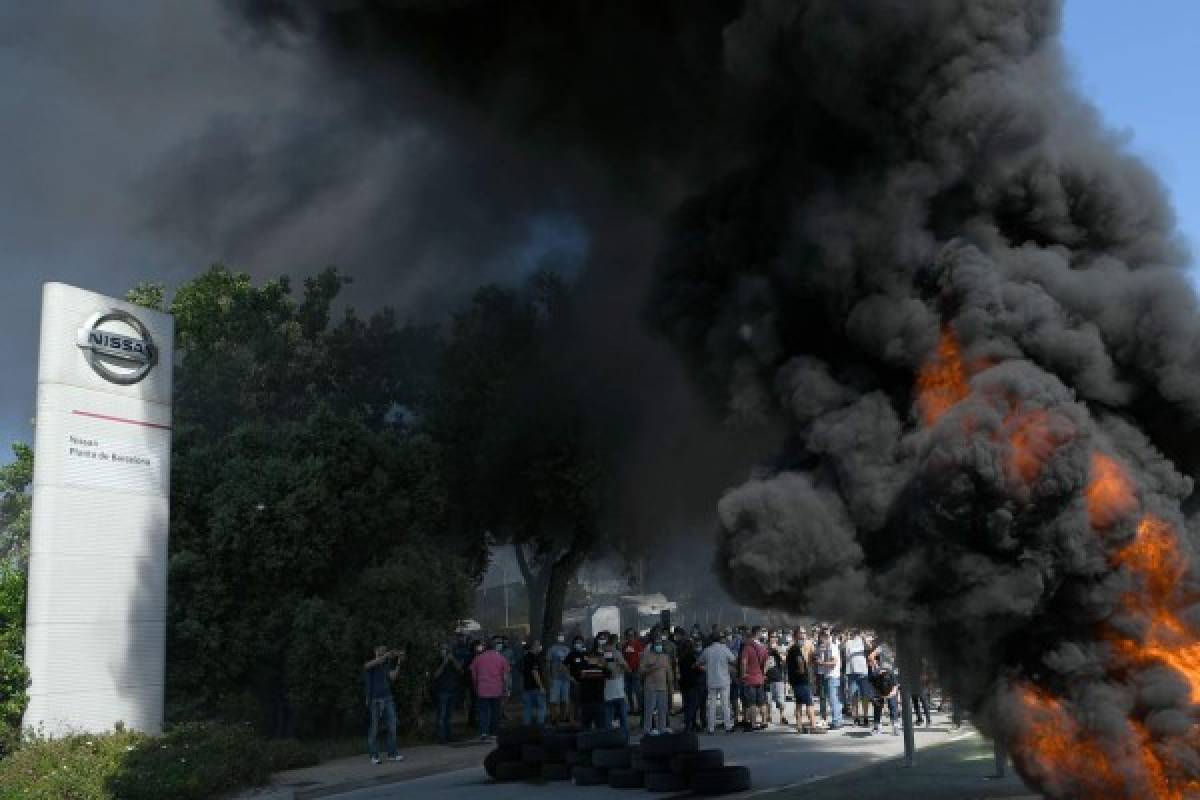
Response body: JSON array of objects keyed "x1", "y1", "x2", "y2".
[
  {"x1": 847, "y1": 673, "x2": 873, "y2": 701},
  {"x1": 770, "y1": 681, "x2": 787, "y2": 707},
  {"x1": 792, "y1": 682, "x2": 814, "y2": 706},
  {"x1": 742, "y1": 684, "x2": 766, "y2": 706},
  {"x1": 548, "y1": 677, "x2": 571, "y2": 704}
]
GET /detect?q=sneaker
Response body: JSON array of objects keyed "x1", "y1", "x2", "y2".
[
  {"x1": 706, "y1": 728, "x2": 715, "y2": 735},
  {"x1": 724, "y1": 727, "x2": 735, "y2": 734},
  {"x1": 478, "y1": 735, "x2": 489, "y2": 742},
  {"x1": 647, "y1": 729, "x2": 661, "y2": 736},
  {"x1": 387, "y1": 755, "x2": 405, "y2": 762},
  {"x1": 872, "y1": 727, "x2": 880, "y2": 735},
  {"x1": 781, "y1": 717, "x2": 790, "y2": 726},
  {"x1": 371, "y1": 756, "x2": 382, "y2": 765}
]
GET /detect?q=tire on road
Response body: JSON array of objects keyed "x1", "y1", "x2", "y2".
[
  {"x1": 497, "y1": 725, "x2": 543, "y2": 749},
  {"x1": 572, "y1": 766, "x2": 609, "y2": 786},
  {"x1": 483, "y1": 746, "x2": 522, "y2": 778},
  {"x1": 632, "y1": 749, "x2": 672, "y2": 773},
  {"x1": 577, "y1": 728, "x2": 628, "y2": 751},
  {"x1": 644, "y1": 770, "x2": 689, "y2": 792},
  {"x1": 567, "y1": 748, "x2": 593, "y2": 767},
  {"x1": 592, "y1": 746, "x2": 633, "y2": 769},
  {"x1": 608, "y1": 767, "x2": 645, "y2": 788},
  {"x1": 541, "y1": 762, "x2": 572, "y2": 781},
  {"x1": 691, "y1": 765, "x2": 752, "y2": 795},
  {"x1": 639, "y1": 730, "x2": 698, "y2": 757},
  {"x1": 543, "y1": 729, "x2": 579, "y2": 755},
  {"x1": 494, "y1": 760, "x2": 537, "y2": 781},
  {"x1": 521, "y1": 743, "x2": 547, "y2": 764},
  {"x1": 670, "y1": 748, "x2": 724, "y2": 775}
]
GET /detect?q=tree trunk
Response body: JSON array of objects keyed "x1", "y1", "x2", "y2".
[
  {"x1": 513, "y1": 543, "x2": 548, "y2": 640},
  {"x1": 539, "y1": 529, "x2": 591, "y2": 649}
]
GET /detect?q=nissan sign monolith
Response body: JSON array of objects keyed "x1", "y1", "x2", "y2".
[{"x1": 23, "y1": 282, "x2": 174, "y2": 736}]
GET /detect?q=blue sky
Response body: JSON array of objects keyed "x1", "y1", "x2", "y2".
[{"x1": 1061, "y1": 0, "x2": 1200, "y2": 272}]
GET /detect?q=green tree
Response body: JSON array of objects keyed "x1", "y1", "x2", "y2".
[
  {"x1": 0, "y1": 443, "x2": 32, "y2": 570},
  {"x1": 0, "y1": 442, "x2": 32, "y2": 754},
  {"x1": 163, "y1": 266, "x2": 468, "y2": 738},
  {"x1": 433, "y1": 272, "x2": 608, "y2": 645}
]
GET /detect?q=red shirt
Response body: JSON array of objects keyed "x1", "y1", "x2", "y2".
[
  {"x1": 622, "y1": 638, "x2": 644, "y2": 672},
  {"x1": 740, "y1": 640, "x2": 767, "y2": 687}
]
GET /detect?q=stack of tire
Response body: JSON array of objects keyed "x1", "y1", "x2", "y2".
[
  {"x1": 633, "y1": 731, "x2": 750, "y2": 795},
  {"x1": 483, "y1": 726, "x2": 750, "y2": 795},
  {"x1": 483, "y1": 725, "x2": 576, "y2": 782}
]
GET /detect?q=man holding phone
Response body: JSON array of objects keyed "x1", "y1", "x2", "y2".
[{"x1": 364, "y1": 645, "x2": 405, "y2": 765}]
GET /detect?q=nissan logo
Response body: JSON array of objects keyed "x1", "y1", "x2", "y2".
[{"x1": 75, "y1": 309, "x2": 157, "y2": 385}]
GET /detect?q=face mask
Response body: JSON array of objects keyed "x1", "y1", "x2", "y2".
[
  {"x1": 597, "y1": 638, "x2": 608, "y2": 646},
  {"x1": 557, "y1": 635, "x2": 565, "y2": 643},
  {"x1": 474, "y1": 646, "x2": 484, "y2": 653},
  {"x1": 494, "y1": 643, "x2": 504, "y2": 651},
  {"x1": 574, "y1": 643, "x2": 584, "y2": 651},
  {"x1": 654, "y1": 644, "x2": 664, "y2": 653}
]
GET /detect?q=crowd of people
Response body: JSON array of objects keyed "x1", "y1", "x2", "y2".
[{"x1": 362, "y1": 623, "x2": 954, "y2": 764}]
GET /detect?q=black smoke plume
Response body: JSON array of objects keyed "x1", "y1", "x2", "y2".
[{"x1": 237, "y1": 1, "x2": 1200, "y2": 795}]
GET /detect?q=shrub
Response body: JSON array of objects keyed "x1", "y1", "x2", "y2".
[{"x1": 0, "y1": 722, "x2": 317, "y2": 800}]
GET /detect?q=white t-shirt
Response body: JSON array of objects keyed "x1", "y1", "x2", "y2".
[
  {"x1": 701, "y1": 642, "x2": 737, "y2": 689},
  {"x1": 845, "y1": 636, "x2": 868, "y2": 674}
]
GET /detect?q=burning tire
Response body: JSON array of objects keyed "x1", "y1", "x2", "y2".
[{"x1": 691, "y1": 765, "x2": 752, "y2": 795}]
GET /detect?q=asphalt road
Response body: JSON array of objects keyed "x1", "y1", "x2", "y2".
[{"x1": 326, "y1": 712, "x2": 981, "y2": 799}]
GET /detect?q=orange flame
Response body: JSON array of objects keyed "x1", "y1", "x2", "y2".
[
  {"x1": 1014, "y1": 684, "x2": 1179, "y2": 799},
  {"x1": 1086, "y1": 452, "x2": 1137, "y2": 528},
  {"x1": 1005, "y1": 409, "x2": 1055, "y2": 483},
  {"x1": 1110, "y1": 514, "x2": 1200, "y2": 704},
  {"x1": 916, "y1": 329, "x2": 969, "y2": 426}
]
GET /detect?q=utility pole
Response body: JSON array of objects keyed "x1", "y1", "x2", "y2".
[{"x1": 897, "y1": 630, "x2": 916, "y2": 767}]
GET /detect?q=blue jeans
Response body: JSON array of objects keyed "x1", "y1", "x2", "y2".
[
  {"x1": 522, "y1": 689, "x2": 547, "y2": 726},
  {"x1": 824, "y1": 676, "x2": 842, "y2": 726},
  {"x1": 606, "y1": 696, "x2": 629, "y2": 736},
  {"x1": 643, "y1": 688, "x2": 670, "y2": 733},
  {"x1": 435, "y1": 691, "x2": 455, "y2": 741},
  {"x1": 624, "y1": 673, "x2": 641, "y2": 713},
  {"x1": 367, "y1": 696, "x2": 398, "y2": 758},
  {"x1": 478, "y1": 696, "x2": 502, "y2": 736}
]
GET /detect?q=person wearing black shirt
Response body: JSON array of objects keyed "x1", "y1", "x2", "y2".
[
  {"x1": 870, "y1": 663, "x2": 899, "y2": 735},
  {"x1": 563, "y1": 636, "x2": 589, "y2": 724},
  {"x1": 432, "y1": 642, "x2": 463, "y2": 743},
  {"x1": 786, "y1": 634, "x2": 818, "y2": 733},
  {"x1": 520, "y1": 639, "x2": 548, "y2": 727},
  {"x1": 678, "y1": 638, "x2": 705, "y2": 732},
  {"x1": 569, "y1": 639, "x2": 607, "y2": 730}
]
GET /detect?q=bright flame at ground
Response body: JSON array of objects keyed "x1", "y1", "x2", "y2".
[
  {"x1": 916, "y1": 329, "x2": 969, "y2": 426},
  {"x1": 1014, "y1": 684, "x2": 1178, "y2": 799},
  {"x1": 1086, "y1": 452, "x2": 1137, "y2": 528}
]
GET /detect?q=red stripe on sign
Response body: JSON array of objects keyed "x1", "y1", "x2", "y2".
[{"x1": 71, "y1": 410, "x2": 172, "y2": 431}]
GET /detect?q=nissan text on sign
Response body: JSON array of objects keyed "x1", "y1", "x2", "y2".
[{"x1": 24, "y1": 282, "x2": 174, "y2": 736}]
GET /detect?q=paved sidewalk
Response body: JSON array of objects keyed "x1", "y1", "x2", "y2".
[
  {"x1": 762, "y1": 731, "x2": 1037, "y2": 800},
  {"x1": 231, "y1": 738, "x2": 492, "y2": 800}
]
